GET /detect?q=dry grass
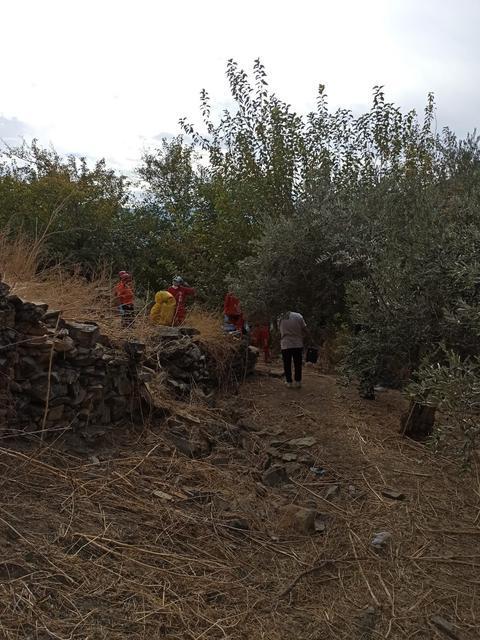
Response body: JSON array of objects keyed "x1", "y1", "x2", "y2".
[
  {"x1": 0, "y1": 233, "x2": 43, "y2": 284},
  {"x1": 187, "y1": 306, "x2": 240, "y2": 382},
  {"x1": 0, "y1": 373, "x2": 479, "y2": 639},
  {"x1": 1, "y1": 234, "x2": 230, "y2": 350},
  {"x1": 187, "y1": 307, "x2": 226, "y2": 345}
]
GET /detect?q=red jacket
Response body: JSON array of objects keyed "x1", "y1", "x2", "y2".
[
  {"x1": 224, "y1": 293, "x2": 244, "y2": 331},
  {"x1": 251, "y1": 325, "x2": 270, "y2": 349},
  {"x1": 168, "y1": 285, "x2": 195, "y2": 307},
  {"x1": 224, "y1": 293, "x2": 241, "y2": 317},
  {"x1": 114, "y1": 281, "x2": 134, "y2": 305},
  {"x1": 168, "y1": 285, "x2": 195, "y2": 324}
]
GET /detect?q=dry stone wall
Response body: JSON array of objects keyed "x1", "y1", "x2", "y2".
[
  {"x1": 145, "y1": 327, "x2": 258, "y2": 395},
  {"x1": 0, "y1": 282, "x2": 258, "y2": 438},
  {"x1": 0, "y1": 281, "x2": 145, "y2": 436}
]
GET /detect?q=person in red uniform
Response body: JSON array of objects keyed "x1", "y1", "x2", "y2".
[
  {"x1": 114, "y1": 271, "x2": 135, "y2": 327},
  {"x1": 251, "y1": 323, "x2": 271, "y2": 363},
  {"x1": 223, "y1": 292, "x2": 245, "y2": 333},
  {"x1": 168, "y1": 276, "x2": 195, "y2": 325}
]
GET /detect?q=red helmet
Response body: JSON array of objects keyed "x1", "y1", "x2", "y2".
[{"x1": 119, "y1": 271, "x2": 131, "y2": 280}]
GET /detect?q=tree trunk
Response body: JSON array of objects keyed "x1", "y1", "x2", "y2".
[{"x1": 400, "y1": 401, "x2": 436, "y2": 440}]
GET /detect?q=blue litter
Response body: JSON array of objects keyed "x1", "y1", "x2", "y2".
[{"x1": 310, "y1": 466, "x2": 326, "y2": 477}]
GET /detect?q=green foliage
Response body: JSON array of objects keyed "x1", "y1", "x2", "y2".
[
  {"x1": 407, "y1": 351, "x2": 480, "y2": 461},
  {"x1": 219, "y1": 64, "x2": 480, "y2": 459},
  {"x1": 180, "y1": 59, "x2": 301, "y2": 220},
  {"x1": 341, "y1": 132, "x2": 480, "y2": 388},
  {"x1": 0, "y1": 140, "x2": 127, "y2": 271},
  {"x1": 229, "y1": 204, "x2": 353, "y2": 333}
]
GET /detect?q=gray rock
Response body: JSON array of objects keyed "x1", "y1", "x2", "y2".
[
  {"x1": 371, "y1": 531, "x2": 391, "y2": 550},
  {"x1": 166, "y1": 432, "x2": 211, "y2": 459},
  {"x1": 71, "y1": 388, "x2": 87, "y2": 406},
  {"x1": 285, "y1": 461, "x2": 304, "y2": 476},
  {"x1": 357, "y1": 606, "x2": 378, "y2": 639},
  {"x1": 224, "y1": 517, "x2": 250, "y2": 531},
  {"x1": 124, "y1": 340, "x2": 145, "y2": 361},
  {"x1": 30, "y1": 370, "x2": 59, "y2": 385},
  {"x1": 16, "y1": 302, "x2": 47, "y2": 323},
  {"x1": 16, "y1": 357, "x2": 40, "y2": 378},
  {"x1": 381, "y1": 487, "x2": 405, "y2": 500},
  {"x1": 324, "y1": 484, "x2": 341, "y2": 500},
  {"x1": 51, "y1": 384, "x2": 68, "y2": 398},
  {"x1": 430, "y1": 615, "x2": 461, "y2": 640},
  {"x1": 288, "y1": 436, "x2": 316, "y2": 447},
  {"x1": 49, "y1": 395, "x2": 71, "y2": 407},
  {"x1": 73, "y1": 356, "x2": 96, "y2": 367},
  {"x1": 110, "y1": 396, "x2": 128, "y2": 421},
  {"x1": 106, "y1": 354, "x2": 130, "y2": 367},
  {"x1": 0, "y1": 308, "x2": 15, "y2": 329},
  {"x1": 314, "y1": 515, "x2": 327, "y2": 533},
  {"x1": 278, "y1": 504, "x2": 317, "y2": 534},
  {"x1": 167, "y1": 378, "x2": 189, "y2": 393},
  {"x1": 53, "y1": 336, "x2": 75, "y2": 353},
  {"x1": 47, "y1": 405, "x2": 64, "y2": 422},
  {"x1": 22, "y1": 334, "x2": 49, "y2": 346},
  {"x1": 58, "y1": 368, "x2": 79, "y2": 385},
  {"x1": 0, "y1": 282, "x2": 12, "y2": 297},
  {"x1": 65, "y1": 321, "x2": 100, "y2": 347},
  {"x1": 43, "y1": 309, "x2": 61, "y2": 326},
  {"x1": 262, "y1": 464, "x2": 289, "y2": 487},
  {"x1": 89, "y1": 385, "x2": 104, "y2": 400}
]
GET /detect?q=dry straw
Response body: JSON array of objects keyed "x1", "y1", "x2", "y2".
[{"x1": 0, "y1": 385, "x2": 479, "y2": 639}]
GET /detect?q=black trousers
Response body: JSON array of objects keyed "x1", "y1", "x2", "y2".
[
  {"x1": 281, "y1": 347, "x2": 303, "y2": 383},
  {"x1": 120, "y1": 304, "x2": 135, "y2": 327}
]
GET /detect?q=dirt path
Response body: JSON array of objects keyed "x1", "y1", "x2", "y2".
[
  {"x1": 233, "y1": 366, "x2": 480, "y2": 639},
  {"x1": 0, "y1": 366, "x2": 479, "y2": 639}
]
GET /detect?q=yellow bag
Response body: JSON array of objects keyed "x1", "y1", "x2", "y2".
[{"x1": 150, "y1": 291, "x2": 176, "y2": 326}]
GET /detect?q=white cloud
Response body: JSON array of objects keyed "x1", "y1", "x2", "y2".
[
  {"x1": 0, "y1": 116, "x2": 32, "y2": 146},
  {"x1": 0, "y1": 0, "x2": 478, "y2": 170}
]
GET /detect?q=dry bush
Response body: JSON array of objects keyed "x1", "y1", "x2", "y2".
[
  {"x1": 186, "y1": 306, "x2": 224, "y2": 342},
  {"x1": 187, "y1": 306, "x2": 247, "y2": 387},
  {"x1": 0, "y1": 233, "x2": 43, "y2": 283},
  {"x1": 187, "y1": 306, "x2": 233, "y2": 353}
]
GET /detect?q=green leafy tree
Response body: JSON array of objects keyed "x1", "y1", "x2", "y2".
[{"x1": 0, "y1": 140, "x2": 127, "y2": 271}]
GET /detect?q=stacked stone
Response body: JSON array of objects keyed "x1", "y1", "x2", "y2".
[
  {"x1": 142, "y1": 328, "x2": 205, "y2": 393},
  {"x1": 0, "y1": 281, "x2": 17, "y2": 425},
  {"x1": 227, "y1": 340, "x2": 258, "y2": 381},
  {"x1": 0, "y1": 284, "x2": 145, "y2": 436},
  {"x1": 146, "y1": 327, "x2": 258, "y2": 394},
  {"x1": 0, "y1": 283, "x2": 259, "y2": 436}
]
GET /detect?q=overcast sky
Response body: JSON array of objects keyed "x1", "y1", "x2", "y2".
[{"x1": 1, "y1": 0, "x2": 478, "y2": 171}]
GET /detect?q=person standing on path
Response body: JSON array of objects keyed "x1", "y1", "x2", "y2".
[{"x1": 278, "y1": 311, "x2": 310, "y2": 388}]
